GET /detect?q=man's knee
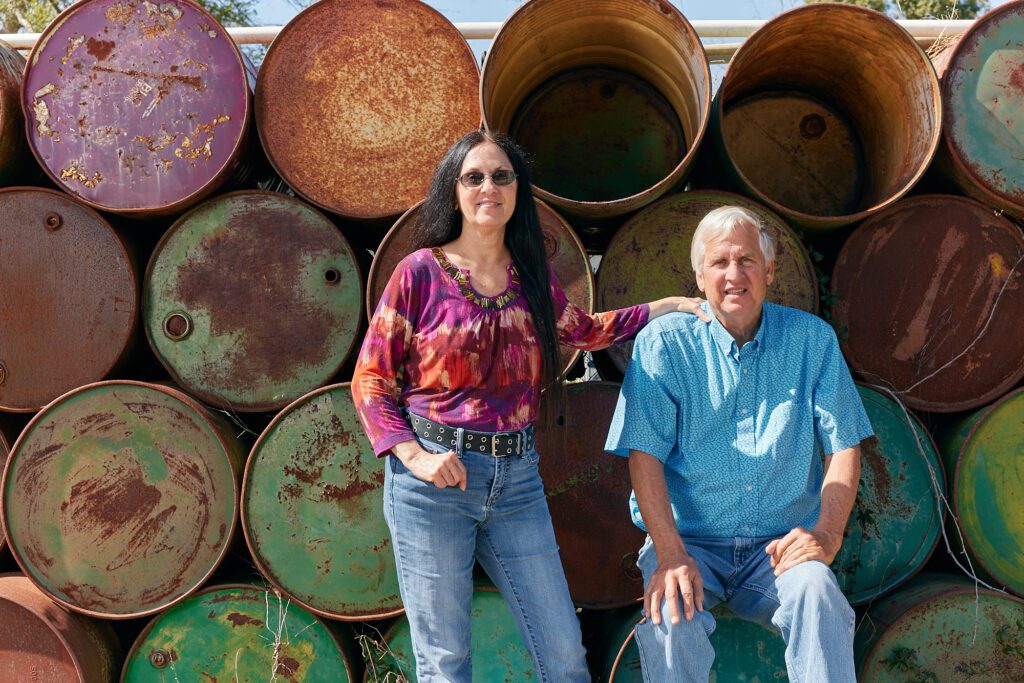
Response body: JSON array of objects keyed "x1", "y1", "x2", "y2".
[{"x1": 778, "y1": 562, "x2": 849, "y2": 609}]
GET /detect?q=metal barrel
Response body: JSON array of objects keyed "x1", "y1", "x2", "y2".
[
  {"x1": 832, "y1": 385, "x2": 943, "y2": 605},
  {"x1": 594, "y1": 190, "x2": 817, "y2": 379},
  {"x1": 481, "y1": 0, "x2": 711, "y2": 222},
  {"x1": 0, "y1": 41, "x2": 33, "y2": 187},
  {"x1": 0, "y1": 575, "x2": 120, "y2": 682},
  {"x1": 935, "y1": 388, "x2": 1024, "y2": 597},
  {"x1": 535, "y1": 381, "x2": 644, "y2": 609},
  {"x1": 831, "y1": 195, "x2": 1024, "y2": 413},
  {"x1": 121, "y1": 583, "x2": 354, "y2": 682},
  {"x1": 22, "y1": 0, "x2": 251, "y2": 217},
  {"x1": 0, "y1": 187, "x2": 138, "y2": 413},
  {"x1": 367, "y1": 197, "x2": 593, "y2": 377},
  {"x1": 854, "y1": 574, "x2": 1024, "y2": 681},
  {"x1": 143, "y1": 191, "x2": 363, "y2": 412},
  {"x1": 937, "y1": 2, "x2": 1024, "y2": 219},
  {"x1": 0, "y1": 429, "x2": 7, "y2": 554},
  {"x1": 714, "y1": 4, "x2": 941, "y2": 229},
  {"x1": 241, "y1": 383, "x2": 402, "y2": 621},
  {"x1": 256, "y1": 0, "x2": 480, "y2": 222},
  {"x1": 364, "y1": 586, "x2": 534, "y2": 681},
  {"x1": 1, "y1": 380, "x2": 244, "y2": 619}
]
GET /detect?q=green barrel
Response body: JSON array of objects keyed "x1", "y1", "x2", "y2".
[
  {"x1": 0, "y1": 426, "x2": 8, "y2": 553},
  {"x1": 855, "y1": 574, "x2": 1024, "y2": 681},
  {"x1": 364, "y1": 587, "x2": 534, "y2": 682},
  {"x1": 936, "y1": 388, "x2": 1024, "y2": 597},
  {"x1": 1, "y1": 381, "x2": 243, "y2": 618},
  {"x1": 144, "y1": 191, "x2": 362, "y2": 412},
  {"x1": 242, "y1": 383, "x2": 401, "y2": 620},
  {"x1": 122, "y1": 584, "x2": 354, "y2": 682},
  {"x1": 831, "y1": 385, "x2": 944, "y2": 604}
]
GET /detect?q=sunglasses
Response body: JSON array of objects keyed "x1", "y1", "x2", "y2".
[{"x1": 457, "y1": 170, "x2": 518, "y2": 188}]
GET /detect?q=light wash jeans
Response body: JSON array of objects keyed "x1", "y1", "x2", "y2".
[
  {"x1": 634, "y1": 535, "x2": 855, "y2": 683},
  {"x1": 383, "y1": 434, "x2": 590, "y2": 683}
]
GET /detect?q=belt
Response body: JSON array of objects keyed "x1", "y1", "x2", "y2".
[{"x1": 408, "y1": 413, "x2": 534, "y2": 457}]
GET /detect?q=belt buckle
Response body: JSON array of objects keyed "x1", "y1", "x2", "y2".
[{"x1": 491, "y1": 435, "x2": 502, "y2": 457}]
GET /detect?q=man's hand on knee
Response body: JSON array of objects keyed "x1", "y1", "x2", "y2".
[
  {"x1": 645, "y1": 552, "x2": 705, "y2": 625},
  {"x1": 766, "y1": 526, "x2": 842, "y2": 576}
]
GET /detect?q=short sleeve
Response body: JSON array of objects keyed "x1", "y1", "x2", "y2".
[{"x1": 812, "y1": 325, "x2": 874, "y2": 455}]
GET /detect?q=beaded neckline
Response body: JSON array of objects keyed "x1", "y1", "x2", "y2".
[{"x1": 431, "y1": 247, "x2": 520, "y2": 310}]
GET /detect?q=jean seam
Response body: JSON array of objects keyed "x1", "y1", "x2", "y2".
[{"x1": 384, "y1": 458, "x2": 416, "y2": 677}]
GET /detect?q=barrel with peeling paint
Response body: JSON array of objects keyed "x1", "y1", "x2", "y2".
[
  {"x1": 1, "y1": 380, "x2": 243, "y2": 618},
  {"x1": 481, "y1": 0, "x2": 710, "y2": 221},
  {"x1": 144, "y1": 191, "x2": 363, "y2": 412},
  {"x1": 0, "y1": 41, "x2": 32, "y2": 187},
  {"x1": 0, "y1": 187, "x2": 138, "y2": 413},
  {"x1": 22, "y1": 0, "x2": 250, "y2": 216},
  {"x1": 367, "y1": 198, "x2": 593, "y2": 377},
  {"x1": 256, "y1": 0, "x2": 479, "y2": 221},
  {"x1": 595, "y1": 190, "x2": 817, "y2": 378},
  {"x1": 714, "y1": 4, "x2": 940, "y2": 229},
  {"x1": 122, "y1": 583, "x2": 354, "y2": 682},
  {"x1": 936, "y1": 388, "x2": 1024, "y2": 597},
  {"x1": 855, "y1": 575, "x2": 1024, "y2": 681},
  {"x1": 831, "y1": 195, "x2": 1024, "y2": 412},
  {"x1": 242, "y1": 383, "x2": 401, "y2": 621}
]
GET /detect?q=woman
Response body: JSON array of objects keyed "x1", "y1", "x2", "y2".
[{"x1": 352, "y1": 130, "x2": 708, "y2": 682}]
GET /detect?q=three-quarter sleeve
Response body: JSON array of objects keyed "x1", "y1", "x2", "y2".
[{"x1": 550, "y1": 267, "x2": 649, "y2": 350}]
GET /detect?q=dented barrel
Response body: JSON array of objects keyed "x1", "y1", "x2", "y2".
[
  {"x1": 241, "y1": 383, "x2": 402, "y2": 621},
  {"x1": 143, "y1": 191, "x2": 363, "y2": 412},
  {"x1": 0, "y1": 41, "x2": 32, "y2": 186},
  {"x1": 1, "y1": 381, "x2": 243, "y2": 618}
]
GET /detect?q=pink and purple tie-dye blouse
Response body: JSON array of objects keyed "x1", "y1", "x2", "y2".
[{"x1": 352, "y1": 247, "x2": 649, "y2": 456}]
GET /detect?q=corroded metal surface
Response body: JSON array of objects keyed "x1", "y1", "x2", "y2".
[
  {"x1": 256, "y1": 0, "x2": 480, "y2": 220},
  {"x1": 0, "y1": 41, "x2": 31, "y2": 187},
  {"x1": 940, "y1": 2, "x2": 1024, "y2": 218},
  {"x1": 0, "y1": 430, "x2": 7, "y2": 553},
  {"x1": 832, "y1": 386, "x2": 943, "y2": 605},
  {"x1": 481, "y1": 0, "x2": 710, "y2": 221},
  {"x1": 832, "y1": 195, "x2": 1024, "y2": 412},
  {"x1": 22, "y1": 0, "x2": 250, "y2": 216},
  {"x1": 536, "y1": 381, "x2": 644, "y2": 608},
  {"x1": 0, "y1": 575, "x2": 119, "y2": 682},
  {"x1": 715, "y1": 3, "x2": 940, "y2": 229},
  {"x1": 241, "y1": 383, "x2": 401, "y2": 621},
  {"x1": 0, "y1": 187, "x2": 138, "y2": 413},
  {"x1": 595, "y1": 190, "x2": 817, "y2": 377},
  {"x1": 855, "y1": 575, "x2": 1024, "y2": 681},
  {"x1": 143, "y1": 191, "x2": 362, "y2": 412},
  {"x1": 367, "y1": 198, "x2": 593, "y2": 377},
  {"x1": 122, "y1": 584, "x2": 353, "y2": 682},
  {"x1": 1, "y1": 381, "x2": 243, "y2": 618}
]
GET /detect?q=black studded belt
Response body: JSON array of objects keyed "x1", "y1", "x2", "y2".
[{"x1": 408, "y1": 413, "x2": 535, "y2": 457}]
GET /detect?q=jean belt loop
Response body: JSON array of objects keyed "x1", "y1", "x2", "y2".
[{"x1": 454, "y1": 426, "x2": 464, "y2": 455}]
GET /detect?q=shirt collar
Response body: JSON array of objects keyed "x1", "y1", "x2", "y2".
[{"x1": 705, "y1": 301, "x2": 768, "y2": 358}]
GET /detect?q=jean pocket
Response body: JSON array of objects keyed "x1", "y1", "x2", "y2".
[{"x1": 523, "y1": 447, "x2": 540, "y2": 466}]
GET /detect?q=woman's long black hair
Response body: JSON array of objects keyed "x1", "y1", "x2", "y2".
[{"x1": 414, "y1": 130, "x2": 563, "y2": 421}]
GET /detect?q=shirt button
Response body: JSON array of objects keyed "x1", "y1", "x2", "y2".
[
  {"x1": 743, "y1": 527, "x2": 751, "y2": 533},
  {"x1": 742, "y1": 368, "x2": 748, "y2": 374},
  {"x1": 740, "y1": 408, "x2": 748, "y2": 415},
  {"x1": 746, "y1": 485, "x2": 753, "y2": 491}
]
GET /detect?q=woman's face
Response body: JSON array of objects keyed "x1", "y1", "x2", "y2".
[{"x1": 455, "y1": 141, "x2": 517, "y2": 232}]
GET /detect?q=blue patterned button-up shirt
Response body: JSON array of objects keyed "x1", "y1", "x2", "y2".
[{"x1": 605, "y1": 302, "x2": 873, "y2": 538}]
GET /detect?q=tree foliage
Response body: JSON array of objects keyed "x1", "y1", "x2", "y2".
[
  {"x1": 804, "y1": 0, "x2": 987, "y2": 19},
  {"x1": 1, "y1": 0, "x2": 258, "y2": 34}
]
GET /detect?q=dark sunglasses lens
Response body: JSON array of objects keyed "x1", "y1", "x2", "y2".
[
  {"x1": 461, "y1": 172, "x2": 485, "y2": 187},
  {"x1": 492, "y1": 170, "x2": 516, "y2": 186}
]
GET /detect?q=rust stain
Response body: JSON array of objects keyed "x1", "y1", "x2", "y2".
[
  {"x1": 85, "y1": 37, "x2": 115, "y2": 61},
  {"x1": 60, "y1": 160, "x2": 104, "y2": 187},
  {"x1": 225, "y1": 612, "x2": 264, "y2": 627},
  {"x1": 93, "y1": 65, "x2": 203, "y2": 90},
  {"x1": 284, "y1": 464, "x2": 323, "y2": 485},
  {"x1": 105, "y1": 3, "x2": 134, "y2": 25},
  {"x1": 61, "y1": 463, "x2": 161, "y2": 545},
  {"x1": 1009, "y1": 63, "x2": 1024, "y2": 93},
  {"x1": 320, "y1": 473, "x2": 383, "y2": 504},
  {"x1": 32, "y1": 83, "x2": 60, "y2": 140},
  {"x1": 60, "y1": 35, "x2": 85, "y2": 65},
  {"x1": 276, "y1": 656, "x2": 301, "y2": 680},
  {"x1": 989, "y1": 252, "x2": 1006, "y2": 279}
]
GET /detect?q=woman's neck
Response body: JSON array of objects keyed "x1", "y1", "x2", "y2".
[{"x1": 446, "y1": 225, "x2": 510, "y2": 267}]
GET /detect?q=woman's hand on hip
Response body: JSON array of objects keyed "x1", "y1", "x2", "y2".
[
  {"x1": 393, "y1": 442, "x2": 468, "y2": 490},
  {"x1": 648, "y1": 296, "x2": 711, "y2": 322}
]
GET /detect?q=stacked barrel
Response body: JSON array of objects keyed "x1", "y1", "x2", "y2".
[{"x1": 1, "y1": 0, "x2": 1022, "y2": 680}]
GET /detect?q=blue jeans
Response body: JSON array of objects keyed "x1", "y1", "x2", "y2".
[
  {"x1": 383, "y1": 434, "x2": 589, "y2": 683},
  {"x1": 634, "y1": 535, "x2": 855, "y2": 683}
]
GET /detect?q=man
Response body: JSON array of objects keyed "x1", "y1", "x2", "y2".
[{"x1": 605, "y1": 206, "x2": 872, "y2": 682}]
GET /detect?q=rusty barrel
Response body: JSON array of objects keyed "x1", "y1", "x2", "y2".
[
  {"x1": 0, "y1": 187, "x2": 138, "y2": 413},
  {"x1": 1, "y1": 380, "x2": 243, "y2": 618},
  {"x1": 595, "y1": 190, "x2": 817, "y2": 378},
  {"x1": 855, "y1": 575, "x2": 1024, "y2": 680},
  {"x1": 938, "y1": 2, "x2": 1024, "y2": 219},
  {"x1": 367, "y1": 198, "x2": 593, "y2": 377},
  {"x1": 481, "y1": 0, "x2": 710, "y2": 221},
  {"x1": 22, "y1": 0, "x2": 251, "y2": 216},
  {"x1": 256, "y1": 0, "x2": 479, "y2": 222},
  {"x1": 831, "y1": 195, "x2": 1024, "y2": 412},
  {"x1": 832, "y1": 385, "x2": 943, "y2": 605},
  {"x1": 0, "y1": 575, "x2": 120, "y2": 682},
  {"x1": 714, "y1": 4, "x2": 940, "y2": 229},
  {"x1": 0, "y1": 429, "x2": 7, "y2": 554},
  {"x1": 143, "y1": 191, "x2": 362, "y2": 412},
  {"x1": 241, "y1": 383, "x2": 401, "y2": 621},
  {"x1": 936, "y1": 388, "x2": 1024, "y2": 597},
  {"x1": 0, "y1": 41, "x2": 32, "y2": 187}
]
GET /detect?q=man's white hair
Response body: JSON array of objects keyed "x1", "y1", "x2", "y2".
[{"x1": 690, "y1": 206, "x2": 776, "y2": 273}]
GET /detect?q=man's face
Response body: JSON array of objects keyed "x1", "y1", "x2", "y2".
[{"x1": 695, "y1": 223, "x2": 775, "y2": 330}]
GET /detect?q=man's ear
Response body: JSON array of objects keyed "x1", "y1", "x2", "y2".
[
  {"x1": 766, "y1": 259, "x2": 775, "y2": 287},
  {"x1": 696, "y1": 269, "x2": 706, "y2": 293}
]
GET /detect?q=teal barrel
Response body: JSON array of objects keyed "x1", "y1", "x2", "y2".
[
  {"x1": 363, "y1": 587, "x2": 534, "y2": 682},
  {"x1": 144, "y1": 191, "x2": 362, "y2": 412},
  {"x1": 241, "y1": 383, "x2": 401, "y2": 620},
  {"x1": 855, "y1": 574, "x2": 1024, "y2": 681},
  {"x1": 831, "y1": 385, "x2": 944, "y2": 605},
  {"x1": 1, "y1": 380, "x2": 244, "y2": 618},
  {"x1": 936, "y1": 388, "x2": 1024, "y2": 597},
  {"x1": 122, "y1": 584, "x2": 354, "y2": 682}
]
